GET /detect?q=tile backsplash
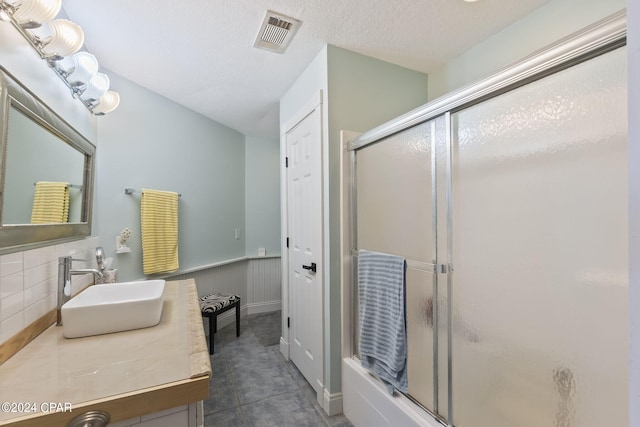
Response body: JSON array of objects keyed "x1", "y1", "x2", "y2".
[{"x1": 0, "y1": 237, "x2": 101, "y2": 345}]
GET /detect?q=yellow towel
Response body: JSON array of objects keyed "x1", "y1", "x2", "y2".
[
  {"x1": 141, "y1": 188, "x2": 179, "y2": 275},
  {"x1": 31, "y1": 181, "x2": 70, "y2": 224}
]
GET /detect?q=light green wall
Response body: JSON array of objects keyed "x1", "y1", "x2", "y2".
[
  {"x1": 95, "y1": 71, "x2": 246, "y2": 281},
  {"x1": 327, "y1": 45, "x2": 429, "y2": 133},
  {"x1": 325, "y1": 45, "x2": 429, "y2": 393},
  {"x1": 428, "y1": 0, "x2": 626, "y2": 100},
  {"x1": 245, "y1": 135, "x2": 281, "y2": 257}
]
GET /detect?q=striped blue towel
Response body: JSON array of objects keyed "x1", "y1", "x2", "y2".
[{"x1": 358, "y1": 249, "x2": 408, "y2": 394}]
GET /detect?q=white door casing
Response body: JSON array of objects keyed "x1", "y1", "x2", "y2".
[{"x1": 283, "y1": 95, "x2": 324, "y2": 402}]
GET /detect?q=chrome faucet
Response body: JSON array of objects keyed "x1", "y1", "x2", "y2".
[{"x1": 56, "y1": 256, "x2": 104, "y2": 326}]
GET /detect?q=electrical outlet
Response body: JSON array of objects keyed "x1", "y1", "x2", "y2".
[{"x1": 235, "y1": 228, "x2": 241, "y2": 240}]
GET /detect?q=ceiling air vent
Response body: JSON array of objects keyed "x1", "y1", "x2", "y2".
[{"x1": 254, "y1": 10, "x2": 301, "y2": 54}]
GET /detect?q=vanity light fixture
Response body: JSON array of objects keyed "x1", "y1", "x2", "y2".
[{"x1": 0, "y1": 0, "x2": 120, "y2": 115}]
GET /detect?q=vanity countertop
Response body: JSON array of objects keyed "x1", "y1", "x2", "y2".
[{"x1": 0, "y1": 279, "x2": 211, "y2": 426}]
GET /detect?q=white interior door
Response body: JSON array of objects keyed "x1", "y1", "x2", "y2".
[{"x1": 286, "y1": 104, "x2": 323, "y2": 399}]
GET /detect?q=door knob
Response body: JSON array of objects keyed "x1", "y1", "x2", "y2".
[{"x1": 302, "y1": 262, "x2": 317, "y2": 273}]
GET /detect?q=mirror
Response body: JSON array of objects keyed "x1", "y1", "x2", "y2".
[{"x1": 0, "y1": 66, "x2": 95, "y2": 254}]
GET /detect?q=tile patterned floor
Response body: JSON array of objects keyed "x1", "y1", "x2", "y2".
[{"x1": 204, "y1": 311, "x2": 353, "y2": 427}]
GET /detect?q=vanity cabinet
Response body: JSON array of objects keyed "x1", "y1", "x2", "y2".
[
  {"x1": 108, "y1": 402, "x2": 203, "y2": 427},
  {"x1": 0, "y1": 279, "x2": 210, "y2": 427}
]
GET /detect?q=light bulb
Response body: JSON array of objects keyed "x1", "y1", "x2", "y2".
[
  {"x1": 81, "y1": 73, "x2": 109, "y2": 101},
  {"x1": 12, "y1": 0, "x2": 61, "y2": 27},
  {"x1": 65, "y1": 52, "x2": 99, "y2": 86},
  {"x1": 93, "y1": 91, "x2": 120, "y2": 115},
  {"x1": 38, "y1": 19, "x2": 84, "y2": 58}
]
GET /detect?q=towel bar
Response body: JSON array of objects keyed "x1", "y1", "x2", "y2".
[
  {"x1": 34, "y1": 182, "x2": 82, "y2": 190},
  {"x1": 351, "y1": 249, "x2": 436, "y2": 273},
  {"x1": 124, "y1": 187, "x2": 182, "y2": 197}
]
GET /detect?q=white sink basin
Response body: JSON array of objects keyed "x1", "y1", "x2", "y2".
[{"x1": 61, "y1": 280, "x2": 165, "y2": 338}]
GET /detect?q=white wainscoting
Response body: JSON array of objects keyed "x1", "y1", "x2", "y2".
[
  {"x1": 168, "y1": 256, "x2": 281, "y2": 329},
  {"x1": 246, "y1": 256, "x2": 281, "y2": 314}
]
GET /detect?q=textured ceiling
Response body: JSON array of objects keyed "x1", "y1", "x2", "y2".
[{"x1": 62, "y1": 0, "x2": 551, "y2": 138}]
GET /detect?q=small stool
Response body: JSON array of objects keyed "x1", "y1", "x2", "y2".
[{"x1": 199, "y1": 293, "x2": 240, "y2": 354}]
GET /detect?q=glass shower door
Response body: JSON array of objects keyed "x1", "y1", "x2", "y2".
[
  {"x1": 450, "y1": 46, "x2": 628, "y2": 427},
  {"x1": 356, "y1": 120, "x2": 449, "y2": 419}
]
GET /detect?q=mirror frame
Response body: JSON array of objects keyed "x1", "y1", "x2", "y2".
[{"x1": 0, "y1": 66, "x2": 95, "y2": 255}]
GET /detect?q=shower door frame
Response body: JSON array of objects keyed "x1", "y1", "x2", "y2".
[{"x1": 346, "y1": 10, "x2": 626, "y2": 427}]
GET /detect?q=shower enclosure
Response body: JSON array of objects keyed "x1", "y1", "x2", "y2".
[{"x1": 347, "y1": 11, "x2": 628, "y2": 427}]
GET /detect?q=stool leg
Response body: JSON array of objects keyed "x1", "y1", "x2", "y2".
[
  {"x1": 208, "y1": 315, "x2": 214, "y2": 355},
  {"x1": 235, "y1": 302, "x2": 240, "y2": 337}
]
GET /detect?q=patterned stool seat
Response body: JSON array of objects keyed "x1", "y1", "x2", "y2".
[{"x1": 199, "y1": 293, "x2": 241, "y2": 354}]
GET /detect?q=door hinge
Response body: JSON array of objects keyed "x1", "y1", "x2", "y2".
[
  {"x1": 285, "y1": 157, "x2": 288, "y2": 167},
  {"x1": 287, "y1": 317, "x2": 290, "y2": 328},
  {"x1": 286, "y1": 237, "x2": 289, "y2": 248}
]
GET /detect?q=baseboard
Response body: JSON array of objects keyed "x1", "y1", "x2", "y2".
[
  {"x1": 323, "y1": 389, "x2": 344, "y2": 416},
  {"x1": 247, "y1": 300, "x2": 281, "y2": 315},
  {"x1": 279, "y1": 337, "x2": 289, "y2": 360}
]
